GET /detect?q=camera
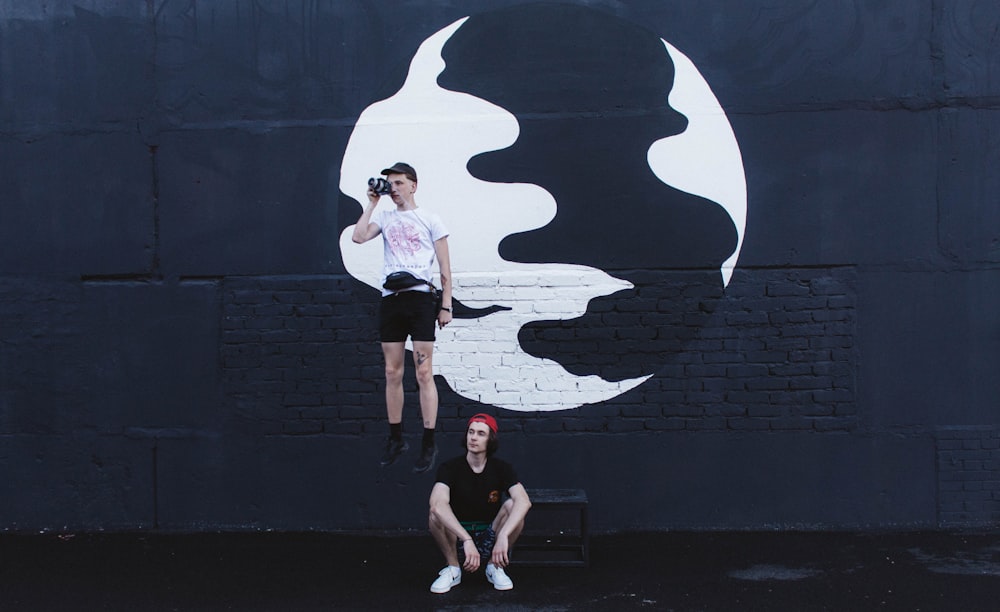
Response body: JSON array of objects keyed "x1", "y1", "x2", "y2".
[{"x1": 368, "y1": 177, "x2": 392, "y2": 195}]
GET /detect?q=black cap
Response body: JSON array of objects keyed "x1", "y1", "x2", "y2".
[{"x1": 380, "y1": 162, "x2": 417, "y2": 182}]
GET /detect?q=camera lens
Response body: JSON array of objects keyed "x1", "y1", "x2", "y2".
[{"x1": 368, "y1": 177, "x2": 392, "y2": 195}]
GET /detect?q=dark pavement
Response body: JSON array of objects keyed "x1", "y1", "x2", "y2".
[{"x1": 1, "y1": 531, "x2": 998, "y2": 611}]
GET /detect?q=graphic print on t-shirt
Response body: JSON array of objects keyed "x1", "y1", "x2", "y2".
[{"x1": 384, "y1": 219, "x2": 422, "y2": 259}]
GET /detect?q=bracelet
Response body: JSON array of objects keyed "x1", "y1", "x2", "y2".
[{"x1": 441, "y1": 307, "x2": 452, "y2": 312}]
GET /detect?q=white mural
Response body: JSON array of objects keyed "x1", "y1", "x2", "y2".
[{"x1": 340, "y1": 15, "x2": 746, "y2": 412}]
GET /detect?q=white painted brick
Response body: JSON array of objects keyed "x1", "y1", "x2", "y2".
[
  {"x1": 460, "y1": 342, "x2": 511, "y2": 358},
  {"x1": 497, "y1": 306, "x2": 534, "y2": 317},
  {"x1": 448, "y1": 379, "x2": 491, "y2": 395},
  {"x1": 443, "y1": 341, "x2": 482, "y2": 353},
  {"x1": 453, "y1": 273, "x2": 502, "y2": 287},
  {"x1": 511, "y1": 286, "x2": 567, "y2": 300},
  {"x1": 450, "y1": 327, "x2": 496, "y2": 341},
  {"x1": 575, "y1": 377, "x2": 639, "y2": 392},
  {"x1": 491, "y1": 391, "x2": 525, "y2": 405},
  {"x1": 536, "y1": 378, "x2": 580, "y2": 392},
  {"x1": 530, "y1": 270, "x2": 592, "y2": 285},
  {"x1": 461, "y1": 287, "x2": 518, "y2": 302},
  {"x1": 495, "y1": 379, "x2": 525, "y2": 392},
  {"x1": 533, "y1": 300, "x2": 585, "y2": 315},
  {"x1": 500, "y1": 353, "x2": 542, "y2": 367},
  {"x1": 527, "y1": 391, "x2": 574, "y2": 404},
  {"x1": 501, "y1": 273, "x2": 546, "y2": 287},
  {"x1": 488, "y1": 366, "x2": 528, "y2": 381},
  {"x1": 478, "y1": 331, "x2": 522, "y2": 344},
  {"x1": 456, "y1": 353, "x2": 503, "y2": 367}
]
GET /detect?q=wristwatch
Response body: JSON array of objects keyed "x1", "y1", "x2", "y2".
[{"x1": 441, "y1": 307, "x2": 452, "y2": 312}]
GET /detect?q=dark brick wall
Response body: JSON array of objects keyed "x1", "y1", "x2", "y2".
[
  {"x1": 221, "y1": 269, "x2": 856, "y2": 437},
  {"x1": 222, "y1": 275, "x2": 380, "y2": 437},
  {"x1": 0, "y1": 1, "x2": 997, "y2": 532},
  {"x1": 938, "y1": 428, "x2": 1000, "y2": 527}
]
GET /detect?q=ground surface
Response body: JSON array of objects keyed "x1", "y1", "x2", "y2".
[{"x1": 0, "y1": 531, "x2": 997, "y2": 610}]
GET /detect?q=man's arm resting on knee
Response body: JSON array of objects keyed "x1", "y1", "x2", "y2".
[
  {"x1": 492, "y1": 484, "x2": 532, "y2": 567},
  {"x1": 429, "y1": 482, "x2": 480, "y2": 570}
]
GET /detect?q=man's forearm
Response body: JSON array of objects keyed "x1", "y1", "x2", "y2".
[
  {"x1": 433, "y1": 238, "x2": 452, "y2": 308},
  {"x1": 432, "y1": 502, "x2": 472, "y2": 543},
  {"x1": 440, "y1": 275, "x2": 452, "y2": 309},
  {"x1": 352, "y1": 201, "x2": 378, "y2": 243},
  {"x1": 497, "y1": 499, "x2": 530, "y2": 540}
]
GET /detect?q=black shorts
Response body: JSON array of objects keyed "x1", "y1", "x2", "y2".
[
  {"x1": 379, "y1": 290, "x2": 437, "y2": 342},
  {"x1": 457, "y1": 525, "x2": 497, "y2": 562}
]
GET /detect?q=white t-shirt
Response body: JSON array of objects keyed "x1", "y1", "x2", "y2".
[{"x1": 372, "y1": 208, "x2": 449, "y2": 297}]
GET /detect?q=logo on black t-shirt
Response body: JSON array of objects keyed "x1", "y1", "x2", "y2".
[{"x1": 488, "y1": 490, "x2": 500, "y2": 503}]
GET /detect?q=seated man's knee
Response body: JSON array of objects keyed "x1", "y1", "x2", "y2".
[
  {"x1": 492, "y1": 498, "x2": 514, "y2": 529},
  {"x1": 428, "y1": 507, "x2": 444, "y2": 531}
]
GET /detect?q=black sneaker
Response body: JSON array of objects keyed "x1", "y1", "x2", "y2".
[
  {"x1": 380, "y1": 437, "x2": 409, "y2": 466},
  {"x1": 413, "y1": 444, "x2": 438, "y2": 473}
]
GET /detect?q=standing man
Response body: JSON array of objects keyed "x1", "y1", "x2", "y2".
[
  {"x1": 428, "y1": 414, "x2": 532, "y2": 593},
  {"x1": 352, "y1": 162, "x2": 453, "y2": 473}
]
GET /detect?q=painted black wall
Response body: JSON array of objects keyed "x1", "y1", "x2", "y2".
[{"x1": 0, "y1": 1, "x2": 997, "y2": 532}]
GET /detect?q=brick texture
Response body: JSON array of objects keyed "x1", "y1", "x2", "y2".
[
  {"x1": 937, "y1": 427, "x2": 1000, "y2": 527},
  {"x1": 221, "y1": 268, "x2": 857, "y2": 436}
]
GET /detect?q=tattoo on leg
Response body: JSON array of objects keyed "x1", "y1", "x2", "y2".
[{"x1": 416, "y1": 351, "x2": 428, "y2": 366}]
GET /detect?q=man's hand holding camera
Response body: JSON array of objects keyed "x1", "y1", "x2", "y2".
[{"x1": 367, "y1": 177, "x2": 392, "y2": 205}]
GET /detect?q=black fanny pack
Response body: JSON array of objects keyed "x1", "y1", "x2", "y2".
[
  {"x1": 383, "y1": 271, "x2": 443, "y2": 313},
  {"x1": 383, "y1": 271, "x2": 429, "y2": 291}
]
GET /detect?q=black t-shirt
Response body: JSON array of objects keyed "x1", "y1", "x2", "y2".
[{"x1": 435, "y1": 455, "x2": 519, "y2": 523}]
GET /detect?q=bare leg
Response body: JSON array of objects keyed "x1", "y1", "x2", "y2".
[
  {"x1": 429, "y1": 511, "x2": 460, "y2": 567},
  {"x1": 381, "y1": 342, "x2": 406, "y2": 424},
  {"x1": 411, "y1": 340, "x2": 438, "y2": 429}
]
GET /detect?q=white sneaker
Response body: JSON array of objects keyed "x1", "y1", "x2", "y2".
[
  {"x1": 485, "y1": 563, "x2": 513, "y2": 591},
  {"x1": 430, "y1": 566, "x2": 461, "y2": 594}
]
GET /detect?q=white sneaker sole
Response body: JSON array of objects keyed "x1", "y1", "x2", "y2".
[
  {"x1": 487, "y1": 575, "x2": 513, "y2": 591},
  {"x1": 430, "y1": 577, "x2": 460, "y2": 594}
]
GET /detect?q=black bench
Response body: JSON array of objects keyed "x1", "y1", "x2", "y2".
[{"x1": 514, "y1": 488, "x2": 589, "y2": 567}]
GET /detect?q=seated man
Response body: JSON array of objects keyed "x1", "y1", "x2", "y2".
[{"x1": 428, "y1": 414, "x2": 532, "y2": 593}]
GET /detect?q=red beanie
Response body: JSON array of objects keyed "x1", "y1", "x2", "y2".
[{"x1": 468, "y1": 413, "x2": 498, "y2": 433}]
